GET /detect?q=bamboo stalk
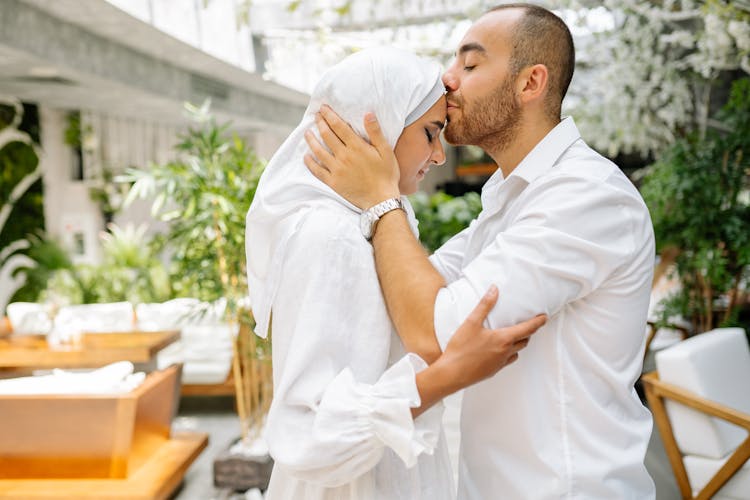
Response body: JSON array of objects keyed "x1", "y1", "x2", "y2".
[
  {"x1": 231, "y1": 329, "x2": 248, "y2": 440},
  {"x1": 249, "y1": 331, "x2": 261, "y2": 438},
  {"x1": 243, "y1": 326, "x2": 257, "y2": 435}
]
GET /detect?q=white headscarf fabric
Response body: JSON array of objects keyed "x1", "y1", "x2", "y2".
[{"x1": 246, "y1": 47, "x2": 444, "y2": 339}]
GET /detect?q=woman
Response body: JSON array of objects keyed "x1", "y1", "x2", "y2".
[{"x1": 246, "y1": 47, "x2": 450, "y2": 499}]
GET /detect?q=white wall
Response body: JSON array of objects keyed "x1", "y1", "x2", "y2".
[{"x1": 39, "y1": 106, "x2": 103, "y2": 265}]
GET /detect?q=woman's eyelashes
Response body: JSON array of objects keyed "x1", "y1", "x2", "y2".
[{"x1": 425, "y1": 128, "x2": 434, "y2": 143}]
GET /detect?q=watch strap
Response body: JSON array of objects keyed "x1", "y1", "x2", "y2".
[{"x1": 369, "y1": 197, "x2": 404, "y2": 219}]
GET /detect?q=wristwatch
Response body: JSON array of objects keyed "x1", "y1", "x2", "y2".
[{"x1": 360, "y1": 197, "x2": 404, "y2": 241}]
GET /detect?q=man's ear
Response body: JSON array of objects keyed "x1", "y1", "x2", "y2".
[{"x1": 517, "y1": 64, "x2": 548, "y2": 105}]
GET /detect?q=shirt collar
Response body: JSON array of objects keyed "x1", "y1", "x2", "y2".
[{"x1": 507, "y1": 116, "x2": 581, "y2": 184}]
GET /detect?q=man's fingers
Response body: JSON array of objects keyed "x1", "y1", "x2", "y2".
[
  {"x1": 315, "y1": 113, "x2": 346, "y2": 153},
  {"x1": 465, "y1": 285, "x2": 499, "y2": 326},
  {"x1": 319, "y1": 105, "x2": 359, "y2": 148},
  {"x1": 304, "y1": 153, "x2": 331, "y2": 181},
  {"x1": 363, "y1": 112, "x2": 391, "y2": 158},
  {"x1": 304, "y1": 131, "x2": 338, "y2": 171}
]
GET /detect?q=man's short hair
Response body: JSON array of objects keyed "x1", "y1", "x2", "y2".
[{"x1": 487, "y1": 3, "x2": 575, "y2": 121}]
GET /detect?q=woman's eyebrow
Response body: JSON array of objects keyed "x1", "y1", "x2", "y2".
[{"x1": 430, "y1": 120, "x2": 445, "y2": 130}]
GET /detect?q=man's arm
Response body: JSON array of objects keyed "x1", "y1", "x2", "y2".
[
  {"x1": 373, "y1": 210, "x2": 444, "y2": 362},
  {"x1": 410, "y1": 285, "x2": 546, "y2": 417},
  {"x1": 304, "y1": 107, "x2": 447, "y2": 362}
]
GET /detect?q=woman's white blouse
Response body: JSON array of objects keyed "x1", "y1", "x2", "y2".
[{"x1": 263, "y1": 204, "x2": 452, "y2": 500}]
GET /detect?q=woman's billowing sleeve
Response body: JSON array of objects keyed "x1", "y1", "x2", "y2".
[{"x1": 263, "y1": 211, "x2": 442, "y2": 488}]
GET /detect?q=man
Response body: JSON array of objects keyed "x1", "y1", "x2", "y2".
[{"x1": 304, "y1": 3, "x2": 656, "y2": 499}]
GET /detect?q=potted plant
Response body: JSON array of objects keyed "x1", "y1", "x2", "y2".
[
  {"x1": 640, "y1": 78, "x2": 750, "y2": 333},
  {"x1": 119, "y1": 101, "x2": 272, "y2": 488}
]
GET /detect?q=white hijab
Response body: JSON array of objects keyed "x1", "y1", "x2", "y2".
[{"x1": 246, "y1": 47, "x2": 444, "y2": 339}]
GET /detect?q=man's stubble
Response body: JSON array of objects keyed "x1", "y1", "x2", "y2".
[{"x1": 444, "y1": 75, "x2": 522, "y2": 156}]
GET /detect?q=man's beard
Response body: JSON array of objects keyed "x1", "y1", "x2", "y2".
[{"x1": 444, "y1": 76, "x2": 521, "y2": 153}]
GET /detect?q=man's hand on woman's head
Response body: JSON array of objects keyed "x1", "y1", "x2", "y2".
[{"x1": 304, "y1": 105, "x2": 401, "y2": 209}]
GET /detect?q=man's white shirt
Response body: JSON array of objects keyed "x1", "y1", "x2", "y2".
[{"x1": 430, "y1": 117, "x2": 656, "y2": 499}]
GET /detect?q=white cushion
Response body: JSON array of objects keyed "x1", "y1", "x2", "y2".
[
  {"x1": 55, "y1": 302, "x2": 134, "y2": 333},
  {"x1": 136, "y1": 298, "x2": 227, "y2": 330},
  {"x1": 136, "y1": 298, "x2": 201, "y2": 330},
  {"x1": 182, "y1": 360, "x2": 233, "y2": 385},
  {"x1": 155, "y1": 322, "x2": 234, "y2": 385},
  {"x1": 656, "y1": 328, "x2": 750, "y2": 459},
  {"x1": 6, "y1": 302, "x2": 51, "y2": 335},
  {"x1": 685, "y1": 453, "x2": 750, "y2": 499}
]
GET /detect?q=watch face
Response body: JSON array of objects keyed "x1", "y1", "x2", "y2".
[{"x1": 360, "y1": 211, "x2": 374, "y2": 239}]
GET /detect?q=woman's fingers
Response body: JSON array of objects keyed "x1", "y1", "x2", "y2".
[
  {"x1": 505, "y1": 314, "x2": 547, "y2": 344},
  {"x1": 465, "y1": 285, "x2": 499, "y2": 327}
]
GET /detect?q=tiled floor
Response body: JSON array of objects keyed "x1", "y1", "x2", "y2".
[{"x1": 171, "y1": 394, "x2": 681, "y2": 500}]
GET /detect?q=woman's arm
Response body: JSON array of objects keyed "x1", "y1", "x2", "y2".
[{"x1": 264, "y1": 211, "x2": 441, "y2": 488}]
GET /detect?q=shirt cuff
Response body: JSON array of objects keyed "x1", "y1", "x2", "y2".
[
  {"x1": 434, "y1": 279, "x2": 482, "y2": 351},
  {"x1": 314, "y1": 353, "x2": 442, "y2": 468}
]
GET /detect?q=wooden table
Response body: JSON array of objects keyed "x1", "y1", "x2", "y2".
[
  {"x1": 0, "y1": 365, "x2": 206, "y2": 498},
  {"x1": 0, "y1": 432, "x2": 208, "y2": 500},
  {"x1": 0, "y1": 330, "x2": 179, "y2": 372}
]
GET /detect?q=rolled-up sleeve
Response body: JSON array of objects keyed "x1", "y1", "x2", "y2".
[{"x1": 433, "y1": 174, "x2": 646, "y2": 349}]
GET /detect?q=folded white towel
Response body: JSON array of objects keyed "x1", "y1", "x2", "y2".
[{"x1": 0, "y1": 361, "x2": 145, "y2": 395}]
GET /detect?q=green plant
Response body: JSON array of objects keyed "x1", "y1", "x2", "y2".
[
  {"x1": 641, "y1": 77, "x2": 750, "y2": 333},
  {"x1": 119, "y1": 101, "x2": 269, "y2": 441},
  {"x1": 10, "y1": 233, "x2": 72, "y2": 304},
  {"x1": 42, "y1": 223, "x2": 171, "y2": 305},
  {"x1": 63, "y1": 112, "x2": 81, "y2": 148},
  {"x1": 120, "y1": 102, "x2": 265, "y2": 305},
  {"x1": 409, "y1": 190, "x2": 482, "y2": 252},
  {"x1": 0, "y1": 99, "x2": 47, "y2": 311}
]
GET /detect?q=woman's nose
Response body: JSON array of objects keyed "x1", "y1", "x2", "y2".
[{"x1": 431, "y1": 139, "x2": 446, "y2": 166}]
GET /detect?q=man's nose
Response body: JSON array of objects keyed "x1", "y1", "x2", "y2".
[{"x1": 442, "y1": 67, "x2": 458, "y2": 92}]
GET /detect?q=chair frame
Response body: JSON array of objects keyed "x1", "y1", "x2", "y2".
[{"x1": 642, "y1": 371, "x2": 750, "y2": 500}]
